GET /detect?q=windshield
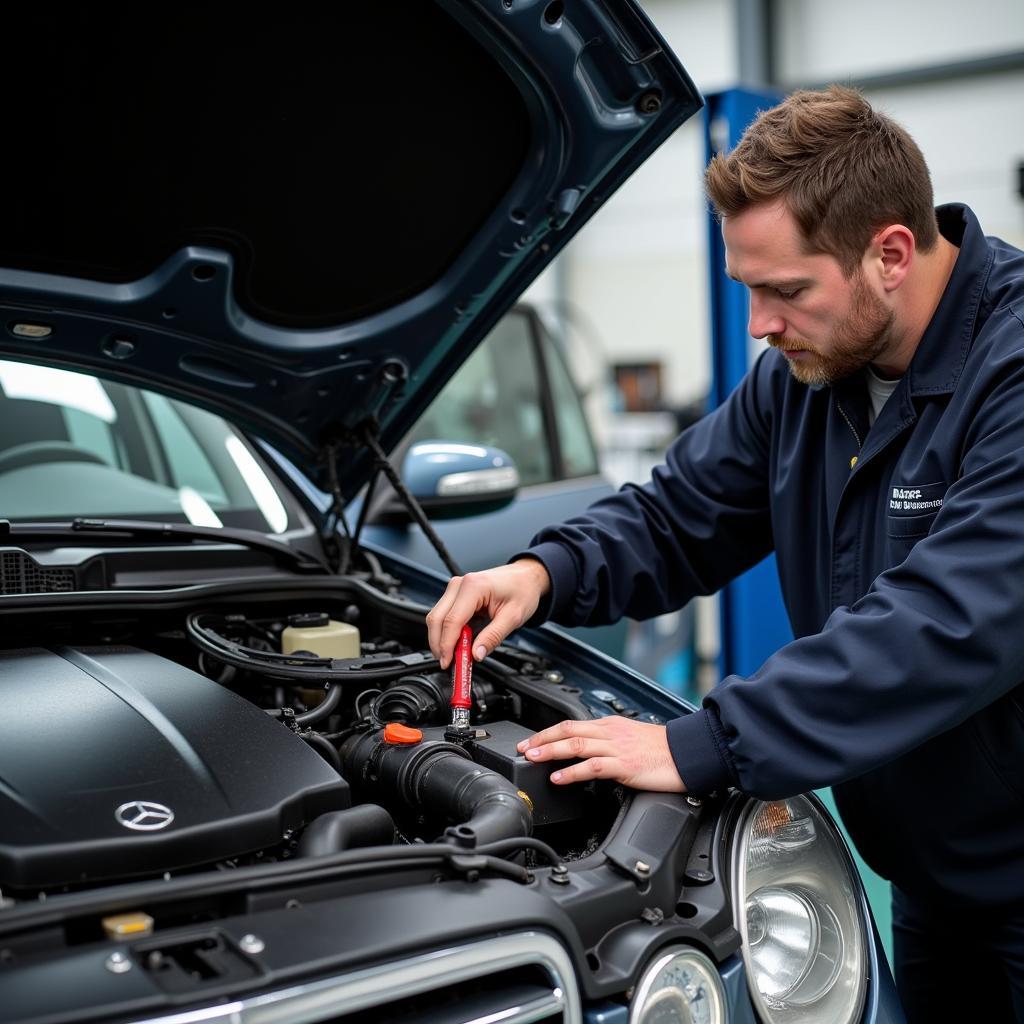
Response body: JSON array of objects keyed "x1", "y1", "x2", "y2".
[{"x1": 0, "y1": 361, "x2": 294, "y2": 533}]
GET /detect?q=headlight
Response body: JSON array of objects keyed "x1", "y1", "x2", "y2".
[
  {"x1": 629, "y1": 946, "x2": 726, "y2": 1024},
  {"x1": 732, "y1": 796, "x2": 868, "y2": 1024}
]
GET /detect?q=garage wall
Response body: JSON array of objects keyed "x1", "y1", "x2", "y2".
[
  {"x1": 774, "y1": 0, "x2": 1024, "y2": 80},
  {"x1": 526, "y1": 0, "x2": 1024, "y2": 445}
]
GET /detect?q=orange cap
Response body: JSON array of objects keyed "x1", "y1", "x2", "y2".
[{"x1": 383, "y1": 722, "x2": 423, "y2": 745}]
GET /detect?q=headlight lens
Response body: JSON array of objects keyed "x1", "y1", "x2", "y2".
[
  {"x1": 629, "y1": 947, "x2": 726, "y2": 1024},
  {"x1": 733, "y1": 796, "x2": 868, "y2": 1024}
]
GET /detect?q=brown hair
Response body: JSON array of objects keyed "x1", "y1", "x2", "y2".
[{"x1": 704, "y1": 85, "x2": 938, "y2": 274}]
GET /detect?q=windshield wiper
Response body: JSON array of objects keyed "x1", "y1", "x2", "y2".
[{"x1": 0, "y1": 518, "x2": 329, "y2": 574}]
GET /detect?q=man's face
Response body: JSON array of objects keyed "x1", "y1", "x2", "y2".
[{"x1": 723, "y1": 201, "x2": 897, "y2": 386}]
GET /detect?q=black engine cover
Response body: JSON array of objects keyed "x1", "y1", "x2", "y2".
[{"x1": 0, "y1": 646, "x2": 350, "y2": 889}]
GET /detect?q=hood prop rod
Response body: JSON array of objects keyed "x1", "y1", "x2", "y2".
[
  {"x1": 343, "y1": 421, "x2": 463, "y2": 579},
  {"x1": 360, "y1": 422, "x2": 463, "y2": 578}
]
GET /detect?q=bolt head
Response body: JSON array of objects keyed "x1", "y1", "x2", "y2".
[
  {"x1": 239, "y1": 934, "x2": 265, "y2": 955},
  {"x1": 635, "y1": 860, "x2": 651, "y2": 875},
  {"x1": 636, "y1": 91, "x2": 662, "y2": 114},
  {"x1": 686, "y1": 795, "x2": 702, "y2": 807},
  {"x1": 102, "y1": 337, "x2": 136, "y2": 361},
  {"x1": 105, "y1": 951, "x2": 132, "y2": 974},
  {"x1": 685, "y1": 867, "x2": 715, "y2": 885}
]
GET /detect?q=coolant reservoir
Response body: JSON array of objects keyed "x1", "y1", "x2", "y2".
[{"x1": 282, "y1": 612, "x2": 360, "y2": 659}]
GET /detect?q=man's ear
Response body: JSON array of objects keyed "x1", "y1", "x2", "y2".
[{"x1": 866, "y1": 224, "x2": 914, "y2": 292}]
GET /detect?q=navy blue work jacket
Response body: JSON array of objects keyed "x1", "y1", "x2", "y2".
[{"x1": 526, "y1": 205, "x2": 1024, "y2": 907}]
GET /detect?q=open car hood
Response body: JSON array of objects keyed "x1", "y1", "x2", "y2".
[{"x1": 0, "y1": 2, "x2": 700, "y2": 494}]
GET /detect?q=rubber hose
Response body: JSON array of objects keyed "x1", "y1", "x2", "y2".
[
  {"x1": 303, "y1": 731, "x2": 343, "y2": 774},
  {"x1": 340, "y1": 730, "x2": 532, "y2": 847},
  {"x1": 298, "y1": 804, "x2": 396, "y2": 857}
]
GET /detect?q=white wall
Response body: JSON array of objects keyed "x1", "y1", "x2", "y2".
[{"x1": 774, "y1": 0, "x2": 1024, "y2": 82}]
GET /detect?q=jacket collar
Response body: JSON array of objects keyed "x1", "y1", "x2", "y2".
[{"x1": 905, "y1": 203, "x2": 994, "y2": 396}]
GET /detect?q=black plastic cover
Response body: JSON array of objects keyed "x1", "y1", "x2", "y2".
[
  {"x1": 0, "y1": 646, "x2": 350, "y2": 889},
  {"x1": 467, "y1": 721, "x2": 587, "y2": 827}
]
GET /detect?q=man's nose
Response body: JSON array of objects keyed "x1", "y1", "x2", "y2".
[{"x1": 748, "y1": 292, "x2": 786, "y2": 339}]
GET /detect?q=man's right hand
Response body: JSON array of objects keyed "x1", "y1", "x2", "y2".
[{"x1": 426, "y1": 558, "x2": 552, "y2": 669}]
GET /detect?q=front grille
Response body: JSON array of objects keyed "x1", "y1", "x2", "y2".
[
  {"x1": 130, "y1": 932, "x2": 581, "y2": 1024},
  {"x1": 0, "y1": 549, "x2": 76, "y2": 594},
  {"x1": 322, "y1": 966, "x2": 565, "y2": 1024}
]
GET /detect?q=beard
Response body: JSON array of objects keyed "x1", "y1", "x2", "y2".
[{"x1": 769, "y1": 272, "x2": 897, "y2": 387}]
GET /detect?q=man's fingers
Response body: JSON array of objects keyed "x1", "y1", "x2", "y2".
[
  {"x1": 426, "y1": 576, "x2": 462, "y2": 662},
  {"x1": 472, "y1": 623, "x2": 504, "y2": 661},
  {"x1": 472, "y1": 606, "x2": 526, "y2": 661},
  {"x1": 435, "y1": 575, "x2": 491, "y2": 668},
  {"x1": 517, "y1": 718, "x2": 685, "y2": 793},
  {"x1": 425, "y1": 560, "x2": 549, "y2": 667},
  {"x1": 549, "y1": 757, "x2": 615, "y2": 785},
  {"x1": 435, "y1": 582, "x2": 532, "y2": 666},
  {"x1": 517, "y1": 718, "x2": 606, "y2": 752},
  {"x1": 522, "y1": 736, "x2": 617, "y2": 762}
]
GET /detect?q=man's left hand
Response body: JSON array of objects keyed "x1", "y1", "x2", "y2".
[{"x1": 516, "y1": 716, "x2": 687, "y2": 792}]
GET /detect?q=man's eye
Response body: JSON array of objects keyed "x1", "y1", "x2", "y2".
[{"x1": 777, "y1": 287, "x2": 803, "y2": 300}]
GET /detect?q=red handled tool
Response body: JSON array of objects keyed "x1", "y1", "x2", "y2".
[{"x1": 445, "y1": 625, "x2": 473, "y2": 740}]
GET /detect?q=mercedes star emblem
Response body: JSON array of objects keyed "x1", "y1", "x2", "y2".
[{"x1": 115, "y1": 800, "x2": 175, "y2": 832}]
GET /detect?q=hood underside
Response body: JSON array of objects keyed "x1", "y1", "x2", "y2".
[{"x1": 0, "y1": 2, "x2": 701, "y2": 493}]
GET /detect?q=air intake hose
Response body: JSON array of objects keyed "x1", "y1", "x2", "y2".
[
  {"x1": 340, "y1": 729, "x2": 532, "y2": 848},
  {"x1": 298, "y1": 804, "x2": 396, "y2": 857},
  {"x1": 372, "y1": 673, "x2": 449, "y2": 725}
]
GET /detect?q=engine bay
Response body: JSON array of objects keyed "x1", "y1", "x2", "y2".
[
  {"x1": 0, "y1": 575, "x2": 631, "y2": 902},
  {"x1": 0, "y1": 572, "x2": 740, "y2": 1024}
]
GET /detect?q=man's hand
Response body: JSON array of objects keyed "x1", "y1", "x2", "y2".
[
  {"x1": 516, "y1": 716, "x2": 687, "y2": 792},
  {"x1": 426, "y1": 558, "x2": 551, "y2": 669}
]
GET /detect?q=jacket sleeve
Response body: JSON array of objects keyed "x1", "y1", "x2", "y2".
[
  {"x1": 519, "y1": 351, "x2": 777, "y2": 627},
  {"x1": 670, "y1": 353, "x2": 1024, "y2": 798}
]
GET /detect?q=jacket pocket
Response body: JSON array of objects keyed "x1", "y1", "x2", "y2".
[
  {"x1": 887, "y1": 510, "x2": 939, "y2": 538},
  {"x1": 885, "y1": 509, "x2": 940, "y2": 564}
]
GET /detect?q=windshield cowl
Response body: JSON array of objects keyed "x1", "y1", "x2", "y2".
[{"x1": 2, "y1": 518, "x2": 329, "y2": 577}]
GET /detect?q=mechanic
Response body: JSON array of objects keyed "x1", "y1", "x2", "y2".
[{"x1": 426, "y1": 85, "x2": 1024, "y2": 1020}]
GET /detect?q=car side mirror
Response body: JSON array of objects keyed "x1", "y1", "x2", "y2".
[{"x1": 373, "y1": 441, "x2": 520, "y2": 523}]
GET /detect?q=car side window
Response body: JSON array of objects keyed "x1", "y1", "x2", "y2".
[{"x1": 405, "y1": 312, "x2": 553, "y2": 487}]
